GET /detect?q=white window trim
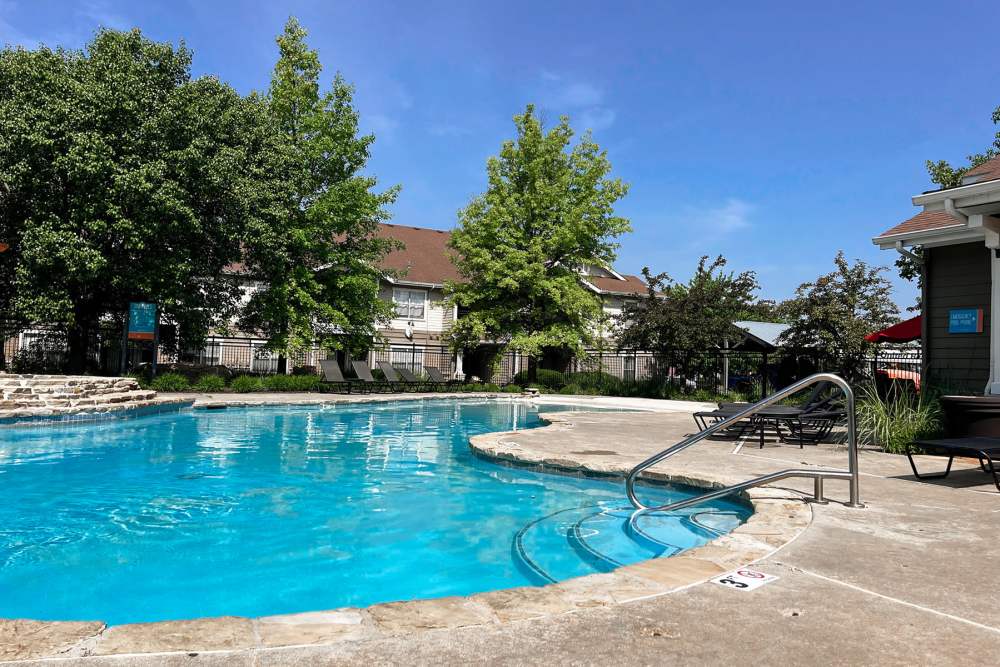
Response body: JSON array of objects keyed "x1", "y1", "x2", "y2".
[{"x1": 392, "y1": 288, "x2": 428, "y2": 321}]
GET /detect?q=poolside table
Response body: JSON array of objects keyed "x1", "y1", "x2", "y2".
[{"x1": 907, "y1": 437, "x2": 1000, "y2": 492}]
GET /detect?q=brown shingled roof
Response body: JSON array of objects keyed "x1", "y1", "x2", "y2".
[
  {"x1": 377, "y1": 224, "x2": 462, "y2": 285},
  {"x1": 875, "y1": 209, "x2": 963, "y2": 240},
  {"x1": 587, "y1": 274, "x2": 648, "y2": 295},
  {"x1": 963, "y1": 155, "x2": 1000, "y2": 185}
]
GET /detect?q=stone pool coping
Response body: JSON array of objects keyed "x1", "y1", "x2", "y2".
[{"x1": 0, "y1": 399, "x2": 810, "y2": 664}]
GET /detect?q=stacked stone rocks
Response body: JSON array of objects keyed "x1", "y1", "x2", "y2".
[{"x1": 0, "y1": 374, "x2": 161, "y2": 419}]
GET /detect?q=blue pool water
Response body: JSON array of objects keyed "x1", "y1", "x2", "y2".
[{"x1": 0, "y1": 399, "x2": 750, "y2": 624}]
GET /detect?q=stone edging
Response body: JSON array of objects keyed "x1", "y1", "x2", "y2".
[{"x1": 1, "y1": 402, "x2": 812, "y2": 663}]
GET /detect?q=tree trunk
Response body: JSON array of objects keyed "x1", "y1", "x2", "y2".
[
  {"x1": 278, "y1": 354, "x2": 288, "y2": 375},
  {"x1": 527, "y1": 356, "x2": 538, "y2": 383},
  {"x1": 66, "y1": 321, "x2": 91, "y2": 374}
]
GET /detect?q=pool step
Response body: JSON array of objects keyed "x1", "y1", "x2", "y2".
[{"x1": 512, "y1": 504, "x2": 747, "y2": 585}]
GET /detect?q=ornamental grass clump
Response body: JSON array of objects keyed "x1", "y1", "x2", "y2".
[{"x1": 856, "y1": 383, "x2": 943, "y2": 454}]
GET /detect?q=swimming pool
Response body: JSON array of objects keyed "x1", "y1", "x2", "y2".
[{"x1": 0, "y1": 398, "x2": 750, "y2": 624}]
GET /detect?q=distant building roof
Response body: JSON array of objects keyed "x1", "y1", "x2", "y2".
[
  {"x1": 584, "y1": 274, "x2": 648, "y2": 296},
  {"x1": 961, "y1": 155, "x2": 1000, "y2": 186},
  {"x1": 377, "y1": 224, "x2": 461, "y2": 287},
  {"x1": 733, "y1": 320, "x2": 790, "y2": 350}
]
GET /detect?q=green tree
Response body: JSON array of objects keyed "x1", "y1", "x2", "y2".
[
  {"x1": 446, "y1": 105, "x2": 630, "y2": 377},
  {"x1": 0, "y1": 29, "x2": 266, "y2": 372},
  {"x1": 238, "y1": 18, "x2": 399, "y2": 371},
  {"x1": 616, "y1": 256, "x2": 760, "y2": 380},
  {"x1": 778, "y1": 251, "x2": 899, "y2": 379}
]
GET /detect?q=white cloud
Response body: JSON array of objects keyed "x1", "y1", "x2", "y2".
[
  {"x1": 578, "y1": 107, "x2": 616, "y2": 132},
  {"x1": 551, "y1": 81, "x2": 604, "y2": 108},
  {"x1": 536, "y1": 73, "x2": 615, "y2": 131},
  {"x1": 77, "y1": 0, "x2": 129, "y2": 30},
  {"x1": 365, "y1": 113, "x2": 399, "y2": 142},
  {"x1": 712, "y1": 198, "x2": 754, "y2": 233},
  {"x1": 428, "y1": 122, "x2": 473, "y2": 137}
]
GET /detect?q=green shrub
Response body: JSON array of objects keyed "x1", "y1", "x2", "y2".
[
  {"x1": 263, "y1": 374, "x2": 320, "y2": 392},
  {"x1": 150, "y1": 372, "x2": 191, "y2": 392},
  {"x1": 193, "y1": 374, "x2": 226, "y2": 392},
  {"x1": 501, "y1": 384, "x2": 521, "y2": 393},
  {"x1": 511, "y1": 368, "x2": 565, "y2": 390},
  {"x1": 230, "y1": 375, "x2": 264, "y2": 393},
  {"x1": 480, "y1": 383, "x2": 501, "y2": 392},
  {"x1": 128, "y1": 373, "x2": 151, "y2": 390},
  {"x1": 564, "y1": 371, "x2": 620, "y2": 392},
  {"x1": 857, "y1": 383, "x2": 943, "y2": 454}
]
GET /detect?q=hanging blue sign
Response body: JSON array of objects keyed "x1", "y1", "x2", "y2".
[
  {"x1": 948, "y1": 308, "x2": 983, "y2": 334},
  {"x1": 128, "y1": 302, "x2": 157, "y2": 341}
]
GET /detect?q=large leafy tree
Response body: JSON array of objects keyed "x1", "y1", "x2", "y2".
[
  {"x1": 446, "y1": 105, "x2": 630, "y2": 374},
  {"x1": 779, "y1": 251, "x2": 899, "y2": 379},
  {"x1": 616, "y1": 256, "x2": 760, "y2": 379},
  {"x1": 0, "y1": 29, "x2": 267, "y2": 372},
  {"x1": 238, "y1": 18, "x2": 399, "y2": 371}
]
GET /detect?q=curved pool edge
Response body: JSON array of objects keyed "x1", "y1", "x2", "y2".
[{"x1": 1, "y1": 402, "x2": 813, "y2": 663}]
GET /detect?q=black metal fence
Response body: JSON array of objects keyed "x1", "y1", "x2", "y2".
[{"x1": 0, "y1": 320, "x2": 923, "y2": 397}]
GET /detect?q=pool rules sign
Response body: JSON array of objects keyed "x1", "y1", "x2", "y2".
[
  {"x1": 127, "y1": 302, "x2": 158, "y2": 341},
  {"x1": 711, "y1": 568, "x2": 779, "y2": 591}
]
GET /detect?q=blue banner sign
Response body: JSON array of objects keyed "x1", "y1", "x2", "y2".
[
  {"x1": 948, "y1": 308, "x2": 983, "y2": 334},
  {"x1": 128, "y1": 302, "x2": 157, "y2": 341}
]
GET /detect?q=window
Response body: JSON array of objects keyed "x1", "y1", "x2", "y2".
[{"x1": 393, "y1": 288, "x2": 426, "y2": 319}]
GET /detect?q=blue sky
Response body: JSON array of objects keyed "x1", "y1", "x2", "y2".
[{"x1": 3, "y1": 1, "x2": 1000, "y2": 306}]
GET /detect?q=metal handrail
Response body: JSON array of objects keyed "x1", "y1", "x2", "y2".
[{"x1": 626, "y1": 373, "x2": 863, "y2": 513}]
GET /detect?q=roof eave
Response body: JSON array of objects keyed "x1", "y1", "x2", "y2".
[
  {"x1": 912, "y1": 178, "x2": 1000, "y2": 206},
  {"x1": 872, "y1": 223, "x2": 974, "y2": 249}
]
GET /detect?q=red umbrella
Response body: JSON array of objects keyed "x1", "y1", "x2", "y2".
[{"x1": 865, "y1": 315, "x2": 921, "y2": 343}]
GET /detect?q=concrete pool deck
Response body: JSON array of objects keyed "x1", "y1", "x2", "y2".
[{"x1": 2, "y1": 393, "x2": 999, "y2": 665}]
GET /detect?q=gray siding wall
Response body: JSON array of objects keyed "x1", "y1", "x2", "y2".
[{"x1": 926, "y1": 242, "x2": 991, "y2": 393}]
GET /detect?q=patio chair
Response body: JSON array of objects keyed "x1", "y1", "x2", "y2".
[
  {"x1": 425, "y1": 366, "x2": 460, "y2": 389},
  {"x1": 396, "y1": 367, "x2": 430, "y2": 391},
  {"x1": 692, "y1": 381, "x2": 840, "y2": 446},
  {"x1": 319, "y1": 359, "x2": 355, "y2": 394},
  {"x1": 352, "y1": 360, "x2": 390, "y2": 393},
  {"x1": 906, "y1": 437, "x2": 1000, "y2": 492},
  {"x1": 377, "y1": 361, "x2": 411, "y2": 392}
]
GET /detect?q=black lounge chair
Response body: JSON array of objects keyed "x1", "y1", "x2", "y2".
[
  {"x1": 377, "y1": 361, "x2": 411, "y2": 392},
  {"x1": 425, "y1": 366, "x2": 460, "y2": 389},
  {"x1": 693, "y1": 381, "x2": 843, "y2": 447},
  {"x1": 352, "y1": 360, "x2": 389, "y2": 393},
  {"x1": 319, "y1": 360, "x2": 355, "y2": 393},
  {"x1": 906, "y1": 437, "x2": 1000, "y2": 492},
  {"x1": 396, "y1": 367, "x2": 429, "y2": 391}
]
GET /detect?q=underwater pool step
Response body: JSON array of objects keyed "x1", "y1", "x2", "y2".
[{"x1": 512, "y1": 504, "x2": 747, "y2": 585}]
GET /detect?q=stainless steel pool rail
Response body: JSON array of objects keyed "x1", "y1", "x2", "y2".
[{"x1": 625, "y1": 373, "x2": 864, "y2": 514}]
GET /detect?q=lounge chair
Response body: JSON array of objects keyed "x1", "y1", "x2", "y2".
[
  {"x1": 693, "y1": 381, "x2": 842, "y2": 447},
  {"x1": 352, "y1": 360, "x2": 389, "y2": 393},
  {"x1": 396, "y1": 367, "x2": 430, "y2": 391},
  {"x1": 319, "y1": 360, "x2": 355, "y2": 394},
  {"x1": 377, "y1": 361, "x2": 410, "y2": 392},
  {"x1": 906, "y1": 437, "x2": 1000, "y2": 492},
  {"x1": 425, "y1": 366, "x2": 460, "y2": 390}
]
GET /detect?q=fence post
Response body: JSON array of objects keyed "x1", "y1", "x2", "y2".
[{"x1": 760, "y1": 352, "x2": 769, "y2": 401}]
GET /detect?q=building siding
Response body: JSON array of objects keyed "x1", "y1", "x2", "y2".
[{"x1": 925, "y1": 242, "x2": 991, "y2": 393}]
